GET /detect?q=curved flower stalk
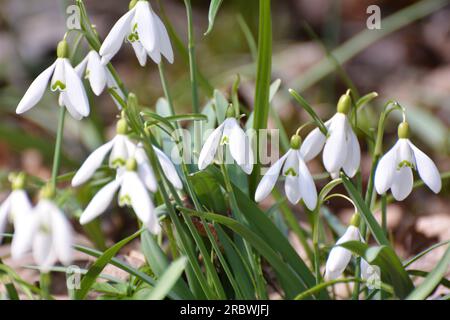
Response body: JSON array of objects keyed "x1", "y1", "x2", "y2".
[
  {"x1": 254, "y1": 134, "x2": 317, "y2": 210},
  {"x1": 198, "y1": 116, "x2": 254, "y2": 174},
  {"x1": 99, "y1": 0, "x2": 174, "y2": 66},
  {"x1": 71, "y1": 118, "x2": 182, "y2": 190},
  {"x1": 374, "y1": 121, "x2": 441, "y2": 201},
  {"x1": 0, "y1": 174, "x2": 32, "y2": 244},
  {"x1": 300, "y1": 93, "x2": 360, "y2": 179},
  {"x1": 12, "y1": 185, "x2": 73, "y2": 272},
  {"x1": 16, "y1": 40, "x2": 90, "y2": 120},
  {"x1": 80, "y1": 158, "x2": 161, "y2": 234}
]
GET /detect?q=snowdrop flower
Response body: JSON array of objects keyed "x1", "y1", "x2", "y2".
[
  {"x1": 300, "y1": 93, "x2": 360, "y2": 179},
  {"x1": 16, "y1": 40, "x2": 90, "y2": 120},
  {"x1": 0, "y1": 173, "x2": 32, "y2": 244},
  {"x1": 361, "y1": 258, "x2": 381, "y2": 285},
  {"x1": 254, "y1": 135, "x2": 317, "y2": 210},
  {"x1": 80, "y1": 158, "x2": 161, "y2": 234},
  {"x1": 375, "y1": 122, "x2": 441, "y2": 201},
  {"x1": 198, "y1": 116, "x2": 253, "y2": 174},
  {"x1": 324, "y1": 213, "x2": 362, "y2": 280},
  {"x1": 72, "y1": 118, "x2": 182, "y2": 190},
  {"x1": 12, "y1": 185, "x2": 73, "y2": 272},
  {"x1": 99, "y1": 0, "x2": 174, "y2": 66}
]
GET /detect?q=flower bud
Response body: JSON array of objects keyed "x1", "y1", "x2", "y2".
[
  {"x1": 116, "y1": 118, "x2": 128, "y2": 135},
  {"x1": 57, "y1": 40, "x2": 69, "y2": 59},
  {"x1": 290, "y1": 135, "x2": 302, "y2": 150},
  {"x1": 337, "y1": 93, "x2": 351, "y2": 114},
  {"x1": 397, "y1": 121, "x2": 410, "y2": 139}
]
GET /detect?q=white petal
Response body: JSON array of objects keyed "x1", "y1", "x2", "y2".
[
  {"x1": 283, "y1": 151, "x2": 301, "y2": 204},
  {"x1": 374, "y1": 141, "x2": 399, "y2": 194},
  {"x1": 398, "y1": 139, "x2": 414, "y2": 165},
  {"x1": 135, "y1": 148, "x2": 157, "y2": 192},
  {"x1": 147, "y1": 47, "x2": 161, "y2": 64},
  {"x1": 10, "y1": 190, "x2": 33, "y2": 226},
  {"x1": 228, "y1": 119, "x2": 253, "y2": 174},
  {"x1": 11, "y1": 214, "x2": 37, "y2": 260},
  {"x1": 121, "y1": 172, "x2": 154, "y2": 225},
  {"x1": 86, "y1": 51, "x2": 107, "y2": 95},
  {"x1": 99, "y1": 8, "x2": 136, "y2": 63},
  {"x1": 50, "y1": 58, "x2": 66, "y2": 92},
  {"x1": 198, "y1": 124, "x2": 225, "y2": 170},
  {"x1": 64, "y1": 59, "x2": 90, "y2": 117},
  {"x1": 360, "y1": 259, "x2": 380, "y2": 281},
  {"x1": 297, "y1": 153, "x2": 317, "y2": 210},
  {"x1": 342, "y1": 126, "x2": 360, "y2": 177},
  {"x1": 134, "y1": 1, "x2": 157, "y2": 53},
  {"x1": 300, "y1": 127, "x2": 326, "y2": 162},
  {"x1": 241, "y1": 134, "x2": 254, "y2": 175},
  {"x1": 154, "y1": 146, "x2": 182, "y2": 189},
  {"x1": 391, "y1": 166, "x2": 413, "y2": 201},
  {"x1": 254, "y1": 151, "x2": 290, "y2": 202},
  {"x1": 80, "y1": 179, "x2": 121, "y2": 224},
  {"x1": 109, "y1": 134, "x2": 129, "y2": 168},
  {"x1": 105, "y1": 71, "x2": 125, "y2": 110},
  {"x1": 131, "y1": 41, "x2": 148, "y2": 66},
  {"x1": 59, "y1": 92, "x2": 84, "y2": 120},
  {"x1": 16, "y1": 62, "x2": 56, "y2": 114},
  {"x1": 72, "y1": 138, "x2": 116, "y2": 187},
  {"x1": 409, "y1": 141, "x2": 441, "y2": 194},
  {"x1": 0, "y1": 195, "x2": 12, "y2": 243},
  {"x1": 74, "y1": 55, "x2": 88, "y2": 77},
  {"x1": 33, "y1": 230, "x2": 57, "y2": 272},
  {"x1": 324, "y1": 226, "x2": 360, "y2": 280},
  {"x1": 153, "y1": 12, "x2": 173, "y2": 63},
  {"x1": 49, "y1": 202, "x2": 73, "y2": 265},
  {"x1": 323, "y1": 114, "x2": 348, "y2": 174}
]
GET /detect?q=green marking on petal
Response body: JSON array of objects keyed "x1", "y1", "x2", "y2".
[
  {"x1": 397, "y1": 160, "x2": 414, "y2": 169},
  {"x1": 220, "y1": 135, "x2": 229, "y2": 145},
  {"x1": 111, "y1": 158, "x2": 126, "y2": 168},
  {"x1": 51, "y1": 80, "x2": 66, "y2": 91},
  {"x1": 119, "y1": 195, "x2": 131, "y2": 207},
  {"x1": 284, "y1": 167, "x2": 297, "y2": 177}
]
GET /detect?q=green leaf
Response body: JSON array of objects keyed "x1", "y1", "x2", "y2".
[
  {"x1": 356, "y1": 91, "x2": 378, "y2": 110},
  {"x1": 407, "y1": 246, "x2": 450, "y2": 300},
  {"x1": 189, "y1": 170, "x2": 227, "y2": 213},
  {"x1": 75, "y1": 229, "x2": 144, "y2": 300},
  {"x1": 146, "y1": 257, "x2": 188, "y2": 300},
  {"x1": 288, "y1": 89, "x2": 328, "y2": 135},
  {"x1": 339, "y1": 241, "x2": 414, "y2": 299},
  {"x1": 141, "y1": 231, "x2": 194, "y2": 299},
  {"x1": 269, "y1": 79, "x2": 281, "y2": 103},
  {"x1": 204, "y1": 0, "x2": 224, "y2": 35},
  {"x1": 250, "y1": 0, "x2": 272, "y2": 197},
  {"x1": 341, "y1": 174, "x2": 390, "y2": 246}
]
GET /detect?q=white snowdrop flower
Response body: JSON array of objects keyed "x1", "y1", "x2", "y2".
[
  {"x1": 374, "y1": 122, "x2": 441, "y2": 201},
  {"x1": 254, "y1": 135, "x2": 317, "y2": 210},
  {"x1": 72, "y1": 119, "x2": 182, "y2": 190},
  {"x1": 16, "y1": 40, "x2": 90, "y2": 120},
  {"x1": 360, "y1": 258, "x2": 380, "y2": 282},
  {"x1": 12, "y1": 185, "x2": 73, "y2": 272},
  {"x1": 324, "y1": 213, "x2": 362, "y2": 281},
  {"x1": 198, "y1": 117, "x2": 254, "y2": 174},
  {"x1": 80, "y1": 158, "x2": 161, "y2": 234},
  {"x1": 0, "y1": 174, "x2": 32, "y2": 246},
  {"x1": 300, "y1": 93, "x2": 360, "y2": 179},
  {"x1": 99, "y1": 0, "x2": 174, "y2": 66}
]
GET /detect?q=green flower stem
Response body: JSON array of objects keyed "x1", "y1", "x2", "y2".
[
  {"x1": 381, "y1": 194, "x2": 387, "y2": 234},
  {"x1": 50, "y1": 107, "x2": 66, "y2": 193},
  {"x1": 312, "y1": 207, "x2": 322, "y2": 285},
  {"x1": 39, "y1": 272, "x2": 51, "y2": 300}
]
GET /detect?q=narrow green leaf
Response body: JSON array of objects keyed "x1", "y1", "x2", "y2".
[
  {"x1": 288, "y1": 89, "x2": 328, "y2": 135},
  {"x1": 204, "y1": 0, "x2": 224, "y2": 35},
  {"x1": 407, "y1": 246, "x2": 450, "y2": 300},
  {"x1": 146, "y1": 257, "x2": 188, "y2": 300},
  {"x1": 75, "y1": 229, "x2": 144, "y2": 300}
]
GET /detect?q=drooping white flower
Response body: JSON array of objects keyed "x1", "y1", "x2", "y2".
[
  {"x1": 198, "y1": 117, "x2": 253, "y2": 174},
  {"x1": 99, "y1": 0, "x2": 173, "y2": 66},
  {"x1": 16, "y1": 40, "x2": 90, "y2": 120},
  {"x1": 300, "y1": 94, "x2": 360, "y2": 179},
  {"x1": 254, "y1": 135, "x2": 317, "y2": 210},
  {"x1": 324, "y1": 224, "x2": 361, "y2": 280},
  {"x1": 80, "y1": 158, "x2": 161, "y2": 234},
  {"x1": 12, "y1": 191, "x2": 73, "y2": 272},
  {"x1": 374, "y1": 122, "x2": 441, "y2": 201},
  {"x1": 361, "y1": 258, "x2": 381, "y2": 284},
  {"x1": 0, "y1": 175, "x2": 33, "y2": 246},
  {"x1": 71, "y1": 119, "x2": 182, "y2": 190}
]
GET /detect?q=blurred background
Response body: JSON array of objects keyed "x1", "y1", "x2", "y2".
[{"x1": 0, "y1": 0, "x2": 449, "y2": 297}]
